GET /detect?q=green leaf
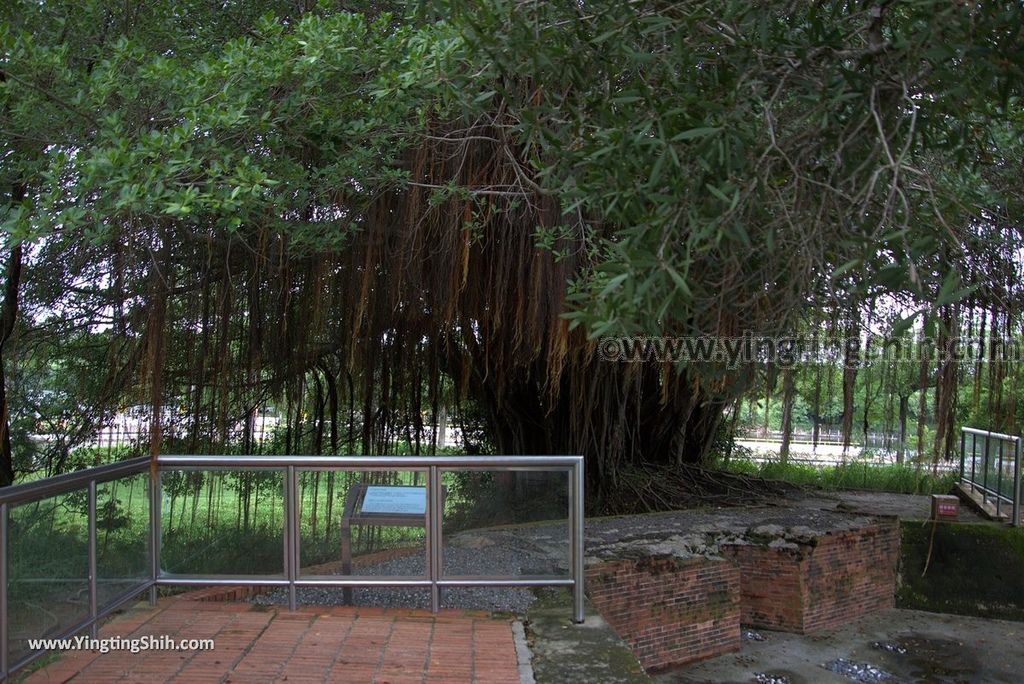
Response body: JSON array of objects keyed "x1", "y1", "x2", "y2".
[
  {"x1": 831, "y1": 259, "x2": 861, "y2": 280},
  {"x1": 935, "y1": 275, "x2": 979, "y2": 308},
  {"x1": 671, "y1": 127, "x2": 719, "y2": 142},
  {"x1": 665, "y1": 265, "x2": 692, "y2": 298},
  {"x1": 705, "y1": 183, "x2": 731, "y2": 203},
  {"x1": 891, "y1": 313, "x2": 919, "y2": 337},
  {"x1": 600, "y1": 272, "x2": 630, "y2": 297}
]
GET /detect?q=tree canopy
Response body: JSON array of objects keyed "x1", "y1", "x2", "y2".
[{"x1": 2, "y1": 1, "x2": 1023, "y2": 505}]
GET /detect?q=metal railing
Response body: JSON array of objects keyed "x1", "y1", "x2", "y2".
[
  {"x1": 960, "y1": 427, "x2": 1021, "y2": 526},
  {"x1": 0, "y1": 456, "x2": 152, "y2": 679},
  {"x1": 0, "y1": 454, "x2": 585, "y2": 681}
]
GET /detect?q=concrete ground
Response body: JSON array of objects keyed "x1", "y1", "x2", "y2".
[
  {"x1": 793, "y1": 490, "x2": 988, "y2": 523},
  {"x1": 655, "y1": 608, "x2": 1024, "y2": 684},
  {"x1": 525, "y1": 589, "x2": 647, "y2": 684}
]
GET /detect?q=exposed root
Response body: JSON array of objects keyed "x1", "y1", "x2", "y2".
[{"x1": 596, "y1": 463, "x2": 803, "y2": 516}]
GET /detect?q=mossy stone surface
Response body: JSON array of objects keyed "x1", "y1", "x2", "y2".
[
  {"x1": 897, "y1": 520, "x2": 1024, "y2": 621},
  {"x1": 525, "y1": 588, "x2": 650, "y2": 683}
]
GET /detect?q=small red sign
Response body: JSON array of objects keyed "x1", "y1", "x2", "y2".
[{"x1": 932, "y1": 495, "x2": 959, "y2": 520}]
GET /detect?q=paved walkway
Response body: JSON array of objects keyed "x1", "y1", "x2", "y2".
[{"x1": 25, "y1": 598, "x2": 521, "y2": 684}]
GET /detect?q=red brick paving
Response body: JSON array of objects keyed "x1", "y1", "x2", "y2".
[{"x1": 24, "y1": 598, "x2": 520, "y2": 684}]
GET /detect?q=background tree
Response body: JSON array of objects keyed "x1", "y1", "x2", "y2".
[{"x1": 1, "y1": 1, "x2": 1023, "y2": 510}]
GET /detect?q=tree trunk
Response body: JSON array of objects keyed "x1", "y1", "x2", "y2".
[
  {"x1": 779, "y1": 367, "x2": 795, "y2": 464},
  {"x1": 897, "y1": 394, "x2": 909, "y2": 465},
  {"x1": 811, "y1": 364, "x2": 822, "y2": 451},
  {"x1": 932, "y1": 307, "x2": 958, "y2": 472},
  {"x1": 915, "y1": 343, "x2": 930, "y2": 468},
  {"x1": 840, "y1": 321, "x2": 859, "y2": 458},
  {"x1": 458, "y1": 338, "x2": 734, "y2": 503},
  {"x1": 147, "y1": 229, "x2": 172, "y2": 462},
  {"x1": 723, "y1": 397, "x2": 741, "y2": 464},
  {"x1": 0, "y1": 183, "x2": 26, "y2": 485}
]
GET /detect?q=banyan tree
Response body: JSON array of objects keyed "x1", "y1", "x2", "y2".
[{"x1": 2, "y1": 1, "x2": 1024, "y2": 505}]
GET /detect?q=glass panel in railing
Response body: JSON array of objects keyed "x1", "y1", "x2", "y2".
[
  {"x1": 999, "y1": 443, "x2": 1016, "y2": 500},
  {"x1": 8, "y1": 492, "x2": 89, "y2": 662},
  {"x1": 985, "y1": 439, "x2": 1000, "y2": 494},
  {"x1": 160, "y1": 469, "x2": 284, "y2": 576},
  {"x1": 96, "y1": 472, "x2": 151, "y2": 605},
  {"x1": 440, "y1": 468, "x2": 571, "y2": 583},
  {"x1": 264, "y1": 469, "x2": 431, "y2": 609},
  {"x1": 968, "y1": 435, "x2": 981, "y2": 483},
  {"x1": 298, "y1": 469, "x2": 427, "y2": 576}
]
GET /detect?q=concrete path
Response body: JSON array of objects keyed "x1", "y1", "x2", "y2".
[{"x1": 24, "y1": 598, "x2": 521, "y2": 683}]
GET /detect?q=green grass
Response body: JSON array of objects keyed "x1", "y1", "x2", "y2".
[{"x1": 721, "y1": 457, "x2": 958, "y2": 495}]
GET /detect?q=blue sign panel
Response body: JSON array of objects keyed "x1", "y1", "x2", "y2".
[{"x1": 359, "y1": 486, "x2": 427, "y2": 515}]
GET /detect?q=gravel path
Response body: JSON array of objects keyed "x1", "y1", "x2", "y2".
[{"x1": 253, "y1": 530, "x2": 560, "y2": 613}]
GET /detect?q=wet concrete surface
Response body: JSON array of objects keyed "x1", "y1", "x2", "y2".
[{"x1": 656, "y1": 609, "x2": 1023, "y2": 684}]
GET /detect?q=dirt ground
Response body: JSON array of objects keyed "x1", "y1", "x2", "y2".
[{"x1": 657, "y1": 608, "x2": 1024, "y2": 684}]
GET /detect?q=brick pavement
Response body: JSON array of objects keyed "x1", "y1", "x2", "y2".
[{"x1": 24, "y1": 598, "x2": 520, "y2": 684}]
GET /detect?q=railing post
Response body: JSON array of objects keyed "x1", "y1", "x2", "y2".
[
  {"x1": 571, "y1": 459, "x2": 585, "y2": 624},
  {"x1": 1, "y1": 502, "x2": 8, "y2": 680},
  {"x1": 428, "y1": 466, "x2": 441, "y2": 613},
  {"x1": 959, "y1": 429, "x2": 966, "y2": 485},
  {"x1": 88, "y1": 480, "x2": 98, "y2": 638},
  {"x1": 285, "y1": 466, "x2": 297, "y2": 611},
  {"x1": 982, "y1": 435, "x2": 990, "y2": 506},
  {"x1": 149, "y1": 469, "x2": 160, "y2": 606},
  {"x1": 1014, "y1": 438, "x2": 1021, "y2": 528},
  {"x1": 997, "y1": 439, "x2": 1004, "y2": 518},
  {"x1": 421, "y1": 471, "x2": 431, "y2": 609},
  {"x1": 970, "y1": 432, "x2": 977, "y2": 492}
]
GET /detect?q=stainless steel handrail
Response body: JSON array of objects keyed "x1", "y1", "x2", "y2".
[
  {"x1": 0, "y1": 457, "x2": 149, "y2": 506},
  {"x1": 962, "y1": 427, "x2": 1021, "y2": 442},
  {"x1": 157, "y1": 454, "x2": 583, "y2": 468},
  {"x1": 0, "y1": 457, "x2": 152, "y2": 680},
  {"x1": 0, "y1": 453, "x2": 586, "y2": 681},
  {"x1": 959, "y1": 427, "x2": 1021, "y2": 526},
  {"x1": 156, "y1": 454, "x2": 586, "y2": 620}
]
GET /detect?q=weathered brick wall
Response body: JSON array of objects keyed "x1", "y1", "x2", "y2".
[
  {"x1": 720, "y1": 520, "x2": 900, "y2": 633},
  {"x1": 585, "y1": 556, "x2": 740, "y2": 671},
  {"x1": 802, "y1": 522, "x2": 900, "y2": 632},
  {"x1": 719, "y1": 543, "x2": 805, "y2": 630}
]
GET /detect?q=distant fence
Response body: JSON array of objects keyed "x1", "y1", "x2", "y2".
[
  {"x1": 736, "y1": 453, "x2": 958, "y2": 473},
  {"x1": 738, "y1": 429, "x2": 902, "y2": 449},
  {"x1": 960, "y1": 427, "x2": 1021, "y2": 526}
]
